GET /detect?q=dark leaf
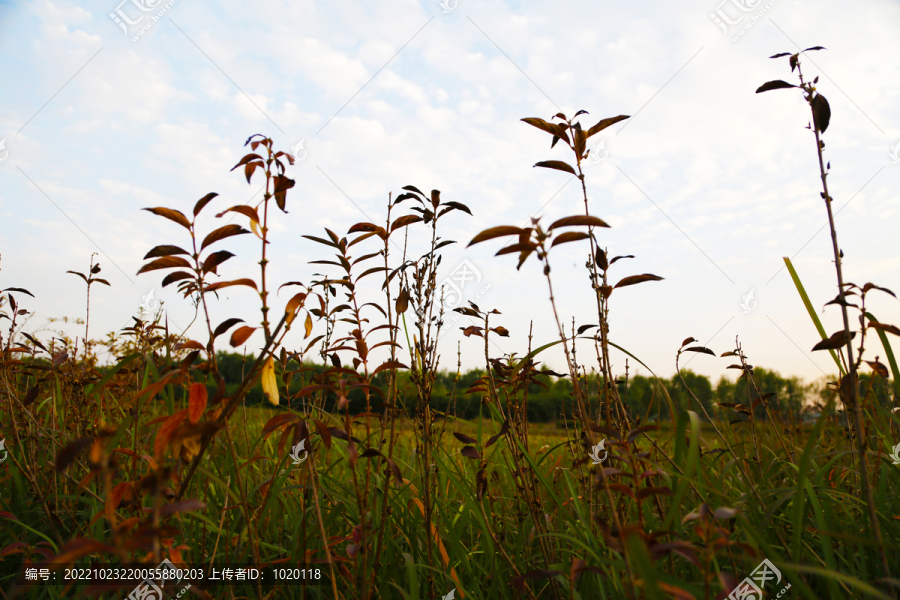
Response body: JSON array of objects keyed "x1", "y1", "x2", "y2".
[
  {"x1": 755, "y1": 80, "x2": 797, "y2": 93},
  {"x1": 136, "y1": 256, "x2": 192, "y2": 275},
  {"x1": 144, "y1": 245, "x2": 190, "y2": 260},
  {"x1": 586, "y1": 115, "x2": 629, "y2": 138},
  {"x1": 213, "y1": 318, "x2": 243, "y2": 339},
  {"x1": 453, "y1": 432, "x2": 477, "y2": 444},
  {"x1": 56, "y1": 436, "x2": 92, "y2": 472},
  {"x1": 441, "y1": 201, "x2": 473, "y2": 216},
  {"x1": 683, "y1": 346, "x2": 715, "y2": 356},
  {"x1": 142, "y1": 207, "x2": 191, "y2": 230},
  {"x1": 520, "y1": 117, "x2": 559, "y2": 137},
  {"x1": 201, "y1": 224, "x2": 250, "y2": 251},
  {"x1": 460, "y1": 446, "x2": 481, "y2": 459},
  {"x1": 812, "y1": 330, "x2": 856, "y2": 351},
  {"x1": 614, "y1": 274, "x2": 664, "y2": 288},
  {"x1": 534, "y1": 160, "x2": 577, "y2": 176},
  {"x1": 395, "y1": 288, "x2": 409, "y2": 314},
  {"x1": 161, "y1": 271, "x2": 194, "y2": 287},
  {"x1": 193, "y1": 192, "x2": 219, "y2": 217},
  {"x1": 2, "y1": 287, "x2": 34, "y2": 297},
  {"x1": 202, "y1": 250, "x2": 235, "y2": 275},
  {"x1": 390, "y1": 215, "x2": 423, "y2": 232},
  {"x1": 811, "y1": 94, "x2": 831, "y2": 133},
  {"x1": 869, "y1": 322, "x2": 900, "y2": 337},
  {"x1": 485, "y1": 421, "x2": 509, "y2": 447},
  {"x1": 551, "y1": 231, "x2": 591, "y2": 247},
  {"x1": 549, "y1": 215, "x2": 610, "y2": 229},
  {"x1": 468, "y1": 226, "x2": 523, "y2": 247}
]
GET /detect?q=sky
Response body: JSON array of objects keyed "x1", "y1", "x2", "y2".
[{"x1": 1, "y1": 0, "x2": 898, "y2": 386}]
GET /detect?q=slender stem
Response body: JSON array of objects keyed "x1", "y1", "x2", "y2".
[{"x1": 799, "y1": 60, "x2": 890, "y2": 582}]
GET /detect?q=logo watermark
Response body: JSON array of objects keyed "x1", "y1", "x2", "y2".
[
  {"x1": 438, "y1": 0, "x2": 457, "y2": 13},
  {"x1": 710, "y1": 0, "x2": 779, "y2": 41},
  {"x1": 422, "y1": 259, "x2": 492, "y2": 337},
  {"x1": 0, "y1": 139, "x2": 8, "y2": 163},
  {"x1": 0, "y1": 439, "x2": 7, "y2": 464},
  {"x1": 110, "y1": 0, "x2": 181, "y2": 42},
  {"x1": 290, "y1": 440, "x2": 308, "y2": 465},
  {"x1": 889, "y1": 141, "x2": 900, "y2": 164},
  {"x1": 441, "y1": 589, "x2": 456, "y2": 600},
  {"x1": 728, "y1": 558, "x2": 789, "y2": 600},
  {"x1": 590, "y1": 139, "x2": 609, "y2": 163},
  {"x1": 889, "y1": 442, "x2": 900, "y2": 466},
  {"x1": 126, "y1": 559, "x2": 191, "y2": 600},
  {"x1": 292, "y1": 139, "x2": 308, "y2": 163},
  {"x1": 740, "y1": 288, "x2": 757, "y2": 314},
  {"x1": 142, "y1": 289, "x2": 159, "y2": 312},
  {"x1": 589, "y1": 439, "x2": 608, "y2": 465}
]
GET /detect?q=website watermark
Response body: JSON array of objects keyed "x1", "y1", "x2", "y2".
[
  {"x1": 889, "y1": 442, "x2": 900, "y2": 466},
  {"x1": 290, "y1": 440, "x2": 308, "y2": 465},
  {"x1": 728, "y1": 558, "x2": 789, "y2": 600},
  {"x1": 423, "y1": 259, "x2": 491, "y2": 337},
  {"x1": 110, "y1": 0, "x2": 182, "y2": 42},
  {"x1": 0, "y1": 439, "x2": 7, "y2": 464},
  {"x1": 709, "y1": 0, "x2": 779, "y2": 42},
  {"x1": 589, "y1": 439, "x2": 608, "y2": 465},
  {"x1": 438, "y1": 0, "x2": 457, "y2": 13},
  {"x1": 889, "y1": 141, "x2": 900, "y2": 164},
  {"x1": 740, "y1": 288, "x2": 757, "y2": 314},
  {"x1": 292, "y1": 139, "x2": 308, "y2": 163}
]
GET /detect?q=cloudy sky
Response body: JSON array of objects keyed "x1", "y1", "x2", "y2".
[{"x1": 1, "y1": 0, "x2": 898, "y2": 386}]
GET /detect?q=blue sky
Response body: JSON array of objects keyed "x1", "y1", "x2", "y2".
[{"x1": 1, "y1": 0, "x2": 898, "y2": 386}]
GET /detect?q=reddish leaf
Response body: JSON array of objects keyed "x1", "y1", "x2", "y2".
[
  {"x1": 262, "y1": 413, "x2": 298, "y2": 436},
  {"x1": 468, "y1": 226, "x2": 523, "y2": 247},
  {"x1": 143, "y1": 245, "x2": 190, "y2": 259},
  {"x1": 586, "y1": 115, "x2": 629, "y2": 138},
  {"x1": 202, "y1": 250, "x2": 235, "y2": 275},
  {"x1": 230, "y1": 326, "x2": 256, "y2": 347},
  {"x1": 137, "y1": 256, "x2": 192, "y2": 275},
  {"x1": 193, "y1": 192, "x2": 219, "y2": 217},
  {"x1": 372, "y1": 360, "x2": 408, "y2": 377},
  {"x1": 188, "y1": 383, "x2": 207, "y2": 424},
  {"x1": 390, "y1": 215, "x2": 423, "y2": 232},
  {"x1": 143, "y1": 207, "x2": 191, "y2": 230},
  {"x1": 551, "y1": 231, "x2": 591, "y2": 247},
  {"x1": 154, "y1": 409, "x2": 188, "y2": 459},
  {"x1": 201, "y1": 224, "x2": 250, "y2": 251},
  {"x1": 205, "y1": 278, "x2": 258, "y2": 293}
]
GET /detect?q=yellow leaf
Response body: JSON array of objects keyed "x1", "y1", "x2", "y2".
[
  {"x1": 250, "y1": 218, "x2": 263, "y2": 239},
  {"x1": 304, "y1": 312, "x2": 313, "y2": 339},
  {"x1": 261, "y1": 355, "x2": 279, "y2": 406},
  {"x1": 180, "y1": 435, "x2": 201, "y2": 461}
]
